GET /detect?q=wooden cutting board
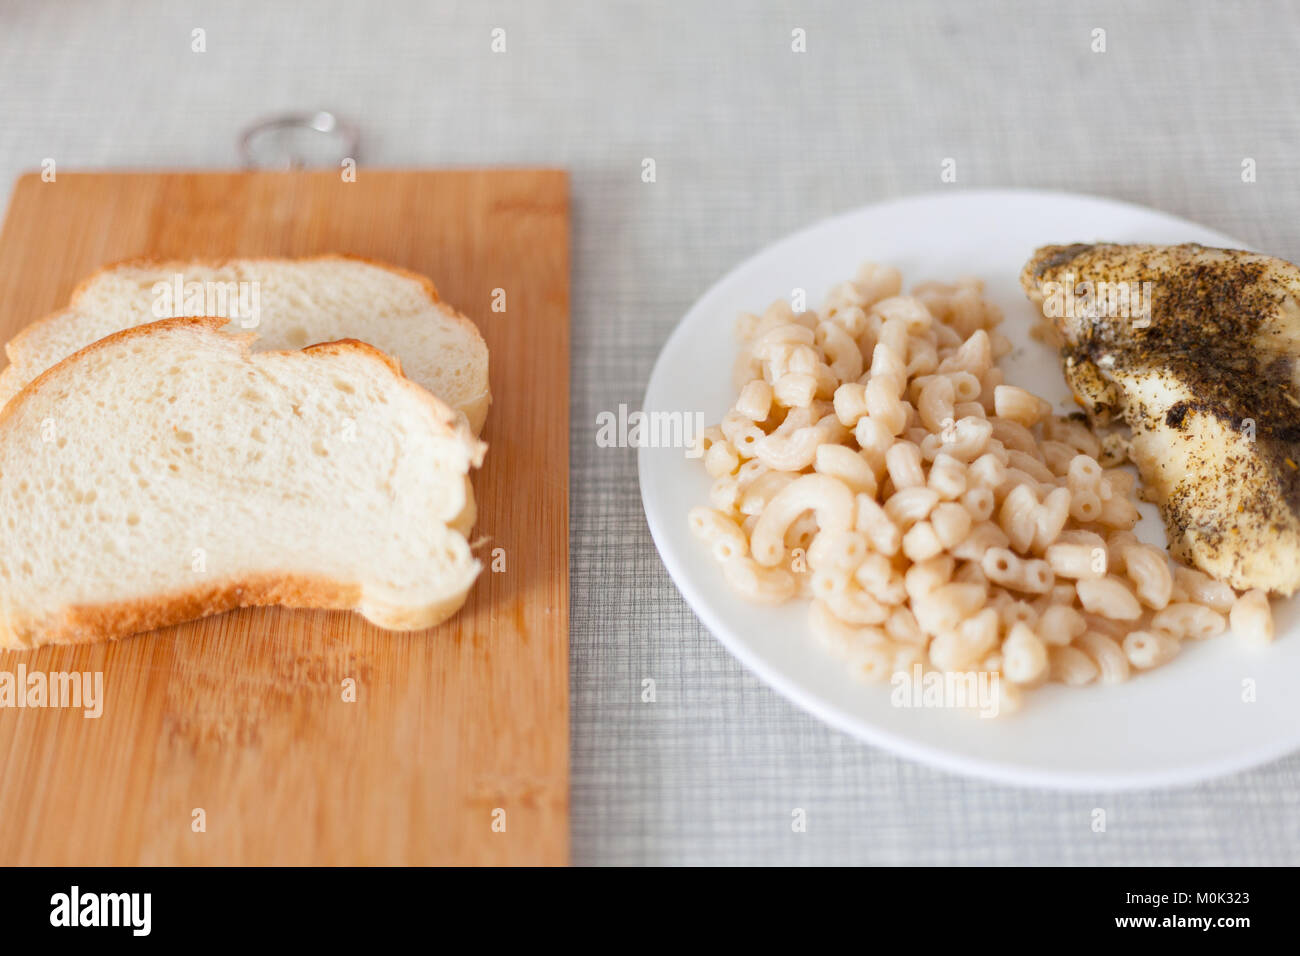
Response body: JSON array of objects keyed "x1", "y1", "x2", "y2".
[{"x1": 0, "y1": 170, "x2": 569, "y2": 865}]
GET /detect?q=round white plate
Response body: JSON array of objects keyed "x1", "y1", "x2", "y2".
[{"x1": 639, "y1": 188, "x2": 1300, "y2": 790}]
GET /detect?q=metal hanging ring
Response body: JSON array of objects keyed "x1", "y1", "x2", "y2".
[{"x1": 238, "y1": 110, "x2": 360, "y2": 169}]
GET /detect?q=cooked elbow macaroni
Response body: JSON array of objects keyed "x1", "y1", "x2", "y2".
[{"x1": 688, "y1": 262, "x2": 1279, "y2": 713}]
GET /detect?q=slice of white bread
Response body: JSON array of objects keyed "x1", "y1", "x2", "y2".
[
  {"x1": 0, "y1": 256, "x2": 491, "y2": 433},
  {"x1": 0, "y1": 317, "x2": 486, "y2": 650}
]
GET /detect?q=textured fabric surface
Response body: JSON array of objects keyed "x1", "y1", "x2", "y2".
[{"x1": 2, "y1": 0, "x2": 1299, "y2": 865}]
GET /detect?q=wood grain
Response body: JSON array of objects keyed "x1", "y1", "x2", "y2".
[{"x1": 0, "y1": 170, "x2": 569, "y2": 865}]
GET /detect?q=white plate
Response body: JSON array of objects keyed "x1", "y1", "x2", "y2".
[{"x1": 639, "y1": 188, "x2": 1300, "y2": 790}]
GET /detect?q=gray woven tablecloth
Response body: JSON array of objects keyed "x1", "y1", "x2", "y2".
[{"x1": 2, "y1": 0, "x2": 1298, "y2": 865}]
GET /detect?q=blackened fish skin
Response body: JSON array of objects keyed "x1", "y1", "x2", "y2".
[{"x1": 1021, "y1": 243, "x2": 1300, "y2": 594}]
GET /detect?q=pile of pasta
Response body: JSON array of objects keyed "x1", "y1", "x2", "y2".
[{"x1": 688, "y1": 263, "x2": 1274, "y2": 712}]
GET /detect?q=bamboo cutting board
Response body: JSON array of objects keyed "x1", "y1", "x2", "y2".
[{"x1": 0, "y1": 170, "x2": 569, "y2": 865}]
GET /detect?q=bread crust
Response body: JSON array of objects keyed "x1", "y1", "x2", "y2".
[
  {"x1": 1, "y1": 569, "x2": 477, "y2": 650},
  {"x1": 0, "y1": 254, "x2": 491, "y2": 431},
  {"x1": 0, "y1": 316, "x2": 485, "y2": 649}
]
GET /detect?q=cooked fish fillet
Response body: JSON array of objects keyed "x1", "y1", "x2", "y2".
[{"x1": 1021, "y1": 243, "x2": 1300, "y2": 595}]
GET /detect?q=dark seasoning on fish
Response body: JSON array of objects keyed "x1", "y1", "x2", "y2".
[{"x1": 1021, "y1": 243, "x2": 1300, "y2": 594}]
